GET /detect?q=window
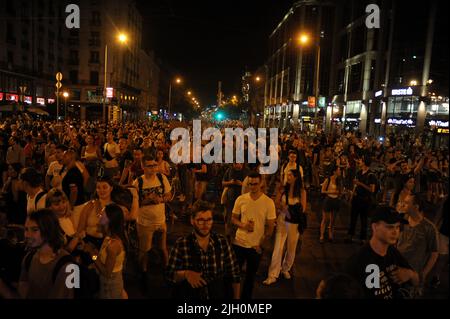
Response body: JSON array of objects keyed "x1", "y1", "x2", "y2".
[
  {"x1": 6, "y1": 23, "x2": 16, "y2": 44},
  {"x1": 346, "y1": 100, "x2": 361, "y2": 114},
  {"x1": 90, "y1": 71, "x2": 99, "y2": 85},
  {"x1": 69, "y1": 50, "x2": 78, "y2": 64},
  {"x1": 69, "y1": 70, "x2": 78, "y2": 84},
  {"x1": 89, "y1": 32, "x2": 100, "y2": 46},
  {"x1": 349, "y1": 62, "x2": 362, "y2": 93},
  {"x1": 7, "y1": 51, "x2": 14, "y2": 65},
  {"x1": 89, "y1": 51, "x2": 100, "y2": 63},
  {"x1": 91, "y1": 11, "x2": 101, "y2": 26}
]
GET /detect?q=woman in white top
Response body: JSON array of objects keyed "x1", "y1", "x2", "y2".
[
  {"x1": 45, "y1": 188, "x2": 80, "y2": 253},
  {"x1": 263, "y1": 168, "x2": 307, "y2": 285},
  {"x1": 320, "y1": 165, "x2": 343, "y2": 243}
]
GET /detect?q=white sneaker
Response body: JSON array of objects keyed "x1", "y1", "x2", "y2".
[
  {"x1": 263, "y1": 277, "x2": 277, "y2": 285},
  {"x1": 282, "y1": 271, "x2": 291, "y2": 279}
]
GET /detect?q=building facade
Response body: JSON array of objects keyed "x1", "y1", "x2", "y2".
[
  {"x1": 62, "y1": 0, "x2": 143, "y2": 122},
  {"x1": 0, "y1": 0, "x2": 66, "y2": 116},
  {"x1": 264, "y1": 0, "x2": 336, "y2": 131},
  {"x1": 264, "y1": 0, "x2": 448, "y2": 142}
]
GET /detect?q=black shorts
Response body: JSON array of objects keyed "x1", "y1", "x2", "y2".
[{"x1": 323, "y1": 197, "x2": 341, "y2": 212}]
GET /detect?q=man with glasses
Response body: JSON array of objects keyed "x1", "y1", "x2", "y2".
[
  {"x1": 133, "y1": 155, "x2": 172, "y2": 274},
  {"x1": 231, "y1": 171, "x2": 276, "y2": 299},
  {"x1": 166, "y1": 200, "x2": 241, "y2": 299}
]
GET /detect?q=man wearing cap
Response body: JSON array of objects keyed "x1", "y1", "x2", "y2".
[{"x1": 345, "y1": 206, "x2": 420, "y2": 299}]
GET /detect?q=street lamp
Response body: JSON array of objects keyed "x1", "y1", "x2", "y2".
[
  {"x1": 168, "y1": 77, "x2": 182, "y2": 117},
  {"x1": 63, "y1": 91, "x2": 69, "y2": 119},
  {"x1": 410, "y1": 80, "x2": 418, "y2": 86},
  {"x1": 298, "y1": 32, "x2": 320, "y2": 130},
  {"x1": 255, "y1": 76, "x2": 261, "y2": 82},
  {"x1": 103, "y1": 32, "x2": 128, "y2": 125}
]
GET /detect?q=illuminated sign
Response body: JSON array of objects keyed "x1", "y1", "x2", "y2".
[
  {"x1": 387, "y1": 118, "x2": 414, "y2": 125},
  {"x1": 318, "y1": 96, "x2": 326, "y2": 108},
  {"x1": 302, "y1": 116, "x2": 311, "y2": 122},
  {"x1": 374, "y1": 118, "x2": 381, "y2": 123},
  {"x1": 375, "y1": 90, "x2": 383, "y2": 97},
  {"x1": 6, "y1": 94, "x2": 19, "y2": 102},
  {"x1": 428, "y1": 120, "x2": 449, "y2": 128},
  {"x1": 24, "y1": 96, "x2": 32, "y2": 104},
  {"x1": 37, "y1": 98, "x2": 45, "y2": 105},
  {"x1": 391, "y1": 87, "x2": 413, "y2": 96},
  {"x1": 0, "y1": 93, "x2": 3, "y2": 101},
  {"x1": 437, "y1": 128, "x2": 449, "y2": 134},
  {"x1": 47, "y1": 98, "x2": 55, "y2": 104},
  {"x1": 106, "y1": 87, "x2": 114, "y2": 98},
  {"x1": 308, "y1": 96, "x2": 316, "y2": 108}
]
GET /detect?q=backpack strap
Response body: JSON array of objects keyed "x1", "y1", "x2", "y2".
[
  {"x1": 137, "y1": 176, "x2": 144, "y2": 204},
  {"x1": 35, "y1": 191, "x2": 47, "y2": 210},
  {"x1": 156, "y1": 173, "x2": 165, "y2": 194}
]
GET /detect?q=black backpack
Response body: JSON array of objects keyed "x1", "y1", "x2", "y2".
[{"x1": 24, "y1": 250, "x2": 100, "y2": 299}]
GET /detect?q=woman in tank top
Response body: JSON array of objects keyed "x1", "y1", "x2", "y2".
[{"x1": 320, "y1": 165, "x2": 343, "y2": 243}]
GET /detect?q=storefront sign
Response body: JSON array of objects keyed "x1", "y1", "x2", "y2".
[
  {"x1": 374, "y1": 118, "x2": 381, "y2": 124},
  {"x1": 106, "y1": 87, "x2": 114, "y2": 98},
  {"x1": 24, "y1": 96, "x2": 32, "y2": 104},
  {"x1": 308, "y1": 96, "x2": 316, "y2": 108},
  {"x1": 428, "y1": 120, "x2": 449, "y2": 127},
  {"x1": 391, "y1": 87, "x2": 413, "y2": 96},
  {"x1": 302, "y1": 116, "x2": 311, "y2": 122},
  {"x1": 6, "y1": 94, "x2": 19, "y2": 102},
  {"x1": 318, "y1": 96, "x2": 326, "y2": 108},
  {"x1": 47, "y1": 98, "x2": 55, "y2": 104},
  {"x1": 375, "y1": 90, "x2": 383, "y2": 97},
  {"x1": 387, "y1": 118, "x2": 414, "y2": 125},
  {"x1": 437, "y1": 128, "x2": 449, "y2": 134},
  {"x1": 37, "y1": 98, "x2": 45, "y2": 105},
  {"x1": 0, "y1": 93, "x2": 3, "y2": 101}
]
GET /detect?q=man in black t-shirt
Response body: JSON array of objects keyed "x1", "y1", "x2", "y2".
[
  {"x1": 346, "y1": 206, "x2": 419, "y2": 299},
  {"x1": 347, "y1": 157, "x2": 377, "y2": 243},
  {"x1": 61, "y1": 149, "x2": 85, "y2": 223}
]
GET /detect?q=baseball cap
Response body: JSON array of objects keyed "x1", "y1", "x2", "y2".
[{"x1": 370, "y1": 206, "x2": 408, "y2": 225}]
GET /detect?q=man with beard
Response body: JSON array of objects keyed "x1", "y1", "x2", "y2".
[
  {"x1": 0, "y1": 209, "x2": 74, "y2": 298},
  {"x1": 165, "y1": 200, "x2": 241, "y2": 300}
]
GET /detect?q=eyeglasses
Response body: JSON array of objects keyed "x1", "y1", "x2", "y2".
[{"x1": 195, "y1": 218, "x2": 213, "y2": 225}]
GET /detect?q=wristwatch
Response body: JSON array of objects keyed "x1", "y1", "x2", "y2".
[{"x1": 91, "y1": 254, "x2": 98, "y2": 261}]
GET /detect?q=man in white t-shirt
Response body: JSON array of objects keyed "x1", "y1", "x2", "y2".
[
  {"x1": 133, "y1": 156, "x2": 172, "y2": 273},
  {"x1": 232, "y1": 171, "x2": 276, "y2": 299},
  {"x1": 19, "y1": 168, "x2": 47, "y2": 214},
  {"x1": 45, "y1": 144, "x2": 67, "y2": 191}
]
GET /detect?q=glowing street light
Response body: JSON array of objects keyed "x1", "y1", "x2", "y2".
[
  {"x1": 62, "y1": 91, "x2": 69, "y2": 118},
  {"x1": 255, "y1": 76, "x2": 261, "y2": 82},
  {"x1": 410, "y1": 80, "x2": 418, "y2": 86},
  {"x1": 299, "y1": 33, "x2": 310, "y2": 45},
  {"x1": 117, "y1": 33, "x2": 128, "y2": 44}
]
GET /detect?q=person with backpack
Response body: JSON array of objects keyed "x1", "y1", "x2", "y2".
[
  {"x1": 133, "y1": 155, "x2": 172, "y2": 273},
  {"x1": 165, "y1": 200, "x2": 241, "y2": 300},
  {"x1": 19, "y1": 167, "x2": 47, "y2": 215},
  {"x1": 0, "y1": 209, "x2": 74, "y2": 299},
  {"x1": 84, "y1": 203, "x2": 127, "y2": 299}
]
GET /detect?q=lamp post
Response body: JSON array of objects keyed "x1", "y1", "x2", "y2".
[
  {"x1": 103, "y1": 33, "x2": 128, "y2": 125},
  {"x1": 299, "y1": 33, "x2": 321, "y2": 131},
  {"x1": 168, "y1": 77, "x2": 181, "y2": 118},
  {"x1": 63, "y1": 91, "x2": 69, "y2": 119}
]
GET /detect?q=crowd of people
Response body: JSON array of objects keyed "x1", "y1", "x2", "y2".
[{"x1": 0, "y1": 113, "x2": 447, "y2": 299}]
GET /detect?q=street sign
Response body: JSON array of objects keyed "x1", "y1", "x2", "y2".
[
  {"x1": 56, "y1": 72, "x2": 63, "y2": 81},
  {"x1": 308, "y1": 96, "x2": 316, "y2": 108},
  {"x1": 56, "y1": 82, "x2": 62, "y2": 89},
  {"x1": 106, "y1": 87, "x2": 114, "y2": 98}
]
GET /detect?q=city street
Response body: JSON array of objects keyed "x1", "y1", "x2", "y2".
[{"x1": 124, "y1": 189, "x2": 449, "y2": 299}]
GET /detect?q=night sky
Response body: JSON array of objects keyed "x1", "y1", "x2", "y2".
[{"x1": 136, "y1": 0, "x2": 294, "y2": 106}]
